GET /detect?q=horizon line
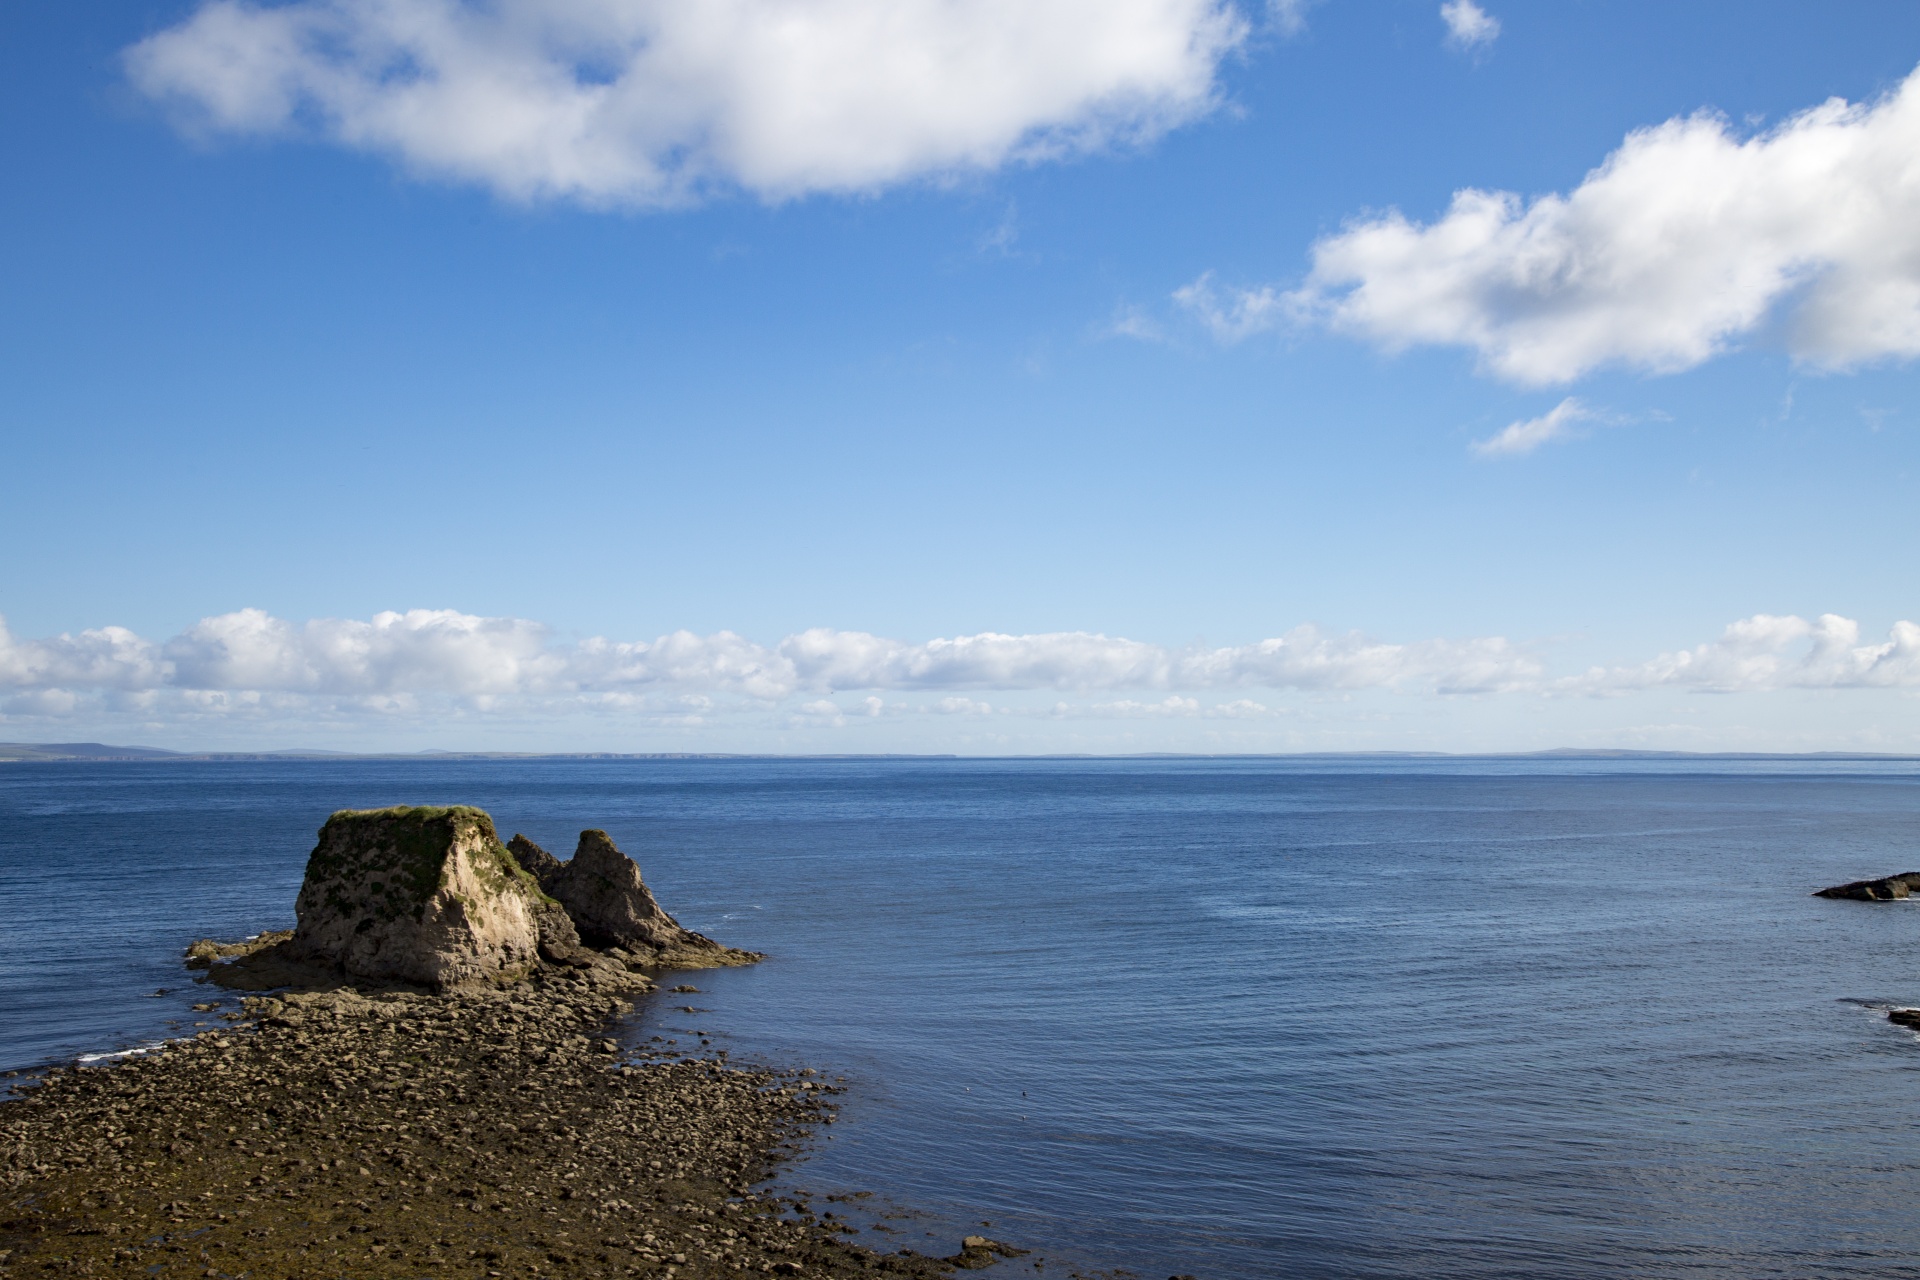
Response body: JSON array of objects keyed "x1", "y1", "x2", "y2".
[{"x1": 5, "y1": 742, "x2": 1920, "y2": 764}]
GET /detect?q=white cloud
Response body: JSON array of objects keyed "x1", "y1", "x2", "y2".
[
  {"x1": 2, "y1": 689, "x2": 81, "y2": 717},
  {"x1": 1440, "y1": 0, "x2": 1498, "y2": 51},
  {"x1": 1471, "y1": 396, "x2": 1591, "y2": 457},
  {"x1": 1564, "y1": 614, "x2": 1920, "y2": 694},
  {"x1": 164, "y1": 607, "x2": 564, "y2": 694},
  {"x1": 125, "y1": 0, "x2": 1247, "y2": 206},
  {"x1": 1090, "y1": 695, "x2": 1201, "y2": 716},
  {"x1": 934, "y1": 696, "x2": 996, "y2": 715},
  {"x1": 0, "y1": 608, "x2": 1541, "y2": 703},
  {"x1": 8, "y1": 609, "x2": 1920, "y2": 730},
  {"x1": 0, "y1": 617, "x2": 168, "y2": 691},
  {"x1": 1266, "y1": 0, "x2": 1313, "y2": 37},
  {"x1": 1288, "y1": 62, "x2": 1920, "y2": 383},
  {"x1": 1172, "y1": 271, "x2": 1284, "y2": 342}
]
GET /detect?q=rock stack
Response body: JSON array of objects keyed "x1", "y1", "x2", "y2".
[
  {"x1": 280, "y1": 806, "x2": 550, "y2": 989},
  {"x1": 194, "y1": 804, "x2": 757, "y2": 992},
  {"x1": 507, "y1": 828, "x2": 754, "y2": 968}
]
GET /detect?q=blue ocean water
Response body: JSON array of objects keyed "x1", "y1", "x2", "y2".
[{"x1": 5, "y1": 757, "x2": 1920, "y2": 1278}]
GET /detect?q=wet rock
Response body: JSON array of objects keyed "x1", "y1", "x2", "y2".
[
  {"x1": 1890, "y1": 1008, "x2": 1920, "y2": 1029},
  {"x1": 183, "y1": 930, "x2": 293, "y2": 968},
  {"x1": 953, "y1": 1235, "x2": 1027, "y2": 1267},
  {"x1": 1813, "y1": 872, "x2": 1920, "y2": 900}
]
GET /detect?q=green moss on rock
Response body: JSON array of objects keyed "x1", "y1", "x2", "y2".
[{"x1": 289, "y1": 805, "x2": 548, "y2": 991}]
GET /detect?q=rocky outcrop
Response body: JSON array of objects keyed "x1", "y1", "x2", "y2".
[
  {"x1": 281, "y1": 805, "x2": 551, "y2": 990},
  {"x1": 184, "y1": 930, "x2": 292, "y2": 968},
  {"x1": 1813, "y1": 872, "x2": 1920, "y2": 900},
  {"x1": 507, "y1": 833, "x2": 565, "y2": 892},
  {"x1": 187, "y1": 807, "x2": 755, "y2": 993},
  {"x1": 509, "y1": 829, "x2": 759, "y2": 968}
]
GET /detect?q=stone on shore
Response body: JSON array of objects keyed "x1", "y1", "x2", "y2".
[
  {"x1": 281, "y1": 805, "x2": 551, "y2": 990},
  {"x1": 183, "y1": 929, "x2": 292, "y2": 968},
  {"x1": 509, "y1": 829, "x2": 761, "y2": 968},
  {"x1": 1813, "y1": 872, "x2": 1920, "y2": 900}
]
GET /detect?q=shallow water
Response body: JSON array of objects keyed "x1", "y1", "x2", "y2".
[{"x1": 5, "y1": 757, "x2": 1920, "y2": 1277}]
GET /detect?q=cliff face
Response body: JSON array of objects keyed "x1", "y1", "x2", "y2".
[
  {"x1": 509, "y1": 829, "x2": 756, "y2": 968},
  {"x1": 287, "y1": 806, "x2": 549, "y2": 990}
]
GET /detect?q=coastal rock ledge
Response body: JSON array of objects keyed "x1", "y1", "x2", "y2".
[
  {"x1": 202, "y1": 804, "x2": 757, "y2": 991},
  {"x1": 1813, "y1": 872, "x2": 1920, "y2": 901}
]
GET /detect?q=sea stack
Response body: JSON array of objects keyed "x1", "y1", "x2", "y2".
[
  {"x1": 508, "y1": 828, "x2": 756, "y2": 967},
  {"x1": 284, "y1": 805, "x2": 550, "y2": 990}
]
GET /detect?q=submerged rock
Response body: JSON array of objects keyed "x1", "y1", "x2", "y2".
[
  {"x1": 509, "y1": 829, "x2": 760, "y2": 968},
  {"x1": 282, "y1": 805, "x2": 551, "y2": 990},
  {"x1": 1813, "y1": 872, "x2": 1920, "y2": 901}
]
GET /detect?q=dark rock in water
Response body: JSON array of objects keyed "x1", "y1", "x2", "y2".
[
  {"x1": 509, "y1": 828, "x2": 760, "y2": 968},
  {"x1": 281, "y1": 805, "x2": 551, "y2": 990},
  {"x1": 1890, "y1": 1009, "x2": 1920, "y2": 1029},
  {"x1": 1814, "y1": 872, "x2": 1920, "y2": 900},
  {"x1": 953, "y1": 1236, "x2": 1029, "y2": 1268},
  {"x1": 183, "y1": 930, "x2": 292, "y2": 969}
]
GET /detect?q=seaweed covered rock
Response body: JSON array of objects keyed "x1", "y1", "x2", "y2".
[
  {"x1": 509, "y1": 829, "x2": 759, "y2": 968},
  {"x1": 1813, "y1": 872, "x2": 1920, "y2": 901},
  {"x1": 284, "y1": 805, "x2": 551, "y2": 990}
]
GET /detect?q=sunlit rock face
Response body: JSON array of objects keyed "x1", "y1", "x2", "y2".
[{"x1": 288, "y1": 805, "x2": 548, "y2": 990}]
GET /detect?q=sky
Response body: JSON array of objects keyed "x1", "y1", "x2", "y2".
[{"x1": 3, "y1": 0, "x2": 1919, "y2": 754}]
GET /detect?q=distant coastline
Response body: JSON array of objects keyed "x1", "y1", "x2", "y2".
[{"x1": 5, "y1": 741, "x2": 1920, "y2": 764}]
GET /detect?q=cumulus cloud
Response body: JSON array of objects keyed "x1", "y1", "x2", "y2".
[
  {"x1": 1471, "y1": 396, "x2": 1591, "y2": 457},
  {"x1": 125, "y1": 0, "x2": 1247, "y2": 206},
  {"x1": 0, "y1": 608, "x2": 1539, "y2": 704},
  {"x1": 1440, "y1": 0, "x2": 1498, "y2": 51},
  {"x1": 0, "y1": 617, "x2": 168, "y2": 691},
  {"x1": 5, "y1": 608, "x2": 1917, "y2": 726},
  {"x1": 1564, "y1": 614, "x2": 1920, "y2": 694},
  {"x1": 1287, "y1": 62, "x2": 1920, "y2": 383}
]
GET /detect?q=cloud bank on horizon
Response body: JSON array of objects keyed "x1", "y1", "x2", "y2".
[
  {"x1": 1188, "y1": 61, "x2": 1920, "y2": 384},
  {"x1": 125, "y1": 0, "x2": 1246, "y2": 205},
  {"x1": 2, "y1": 609, "x2": 1916, "y2": 728}
]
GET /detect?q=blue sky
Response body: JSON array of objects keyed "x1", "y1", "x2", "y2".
[{"x1": 3, "y1": 0, "x2": 1919, "y2": 752}]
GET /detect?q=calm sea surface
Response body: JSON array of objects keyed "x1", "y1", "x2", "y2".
[{"x1": 5, "y1": 757, "x2": 1920, "y2": 1277}]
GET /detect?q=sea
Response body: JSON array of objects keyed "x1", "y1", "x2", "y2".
[{"x1": 5, "y1": 756, "x2": 1920, "y2": 1278}]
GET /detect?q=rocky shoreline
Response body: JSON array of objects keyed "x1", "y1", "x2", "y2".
[
  {"x1": 0, "y1": 806, "x2": 1027, "y2": 1278},
  {"x1": 0, "y1": 969, "x2": 1018, "y2": 1277}
]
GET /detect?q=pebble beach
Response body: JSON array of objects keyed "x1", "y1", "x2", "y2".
[{"x1": 0, "y1": 967, "x2": 1015, "y2": 1278}]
